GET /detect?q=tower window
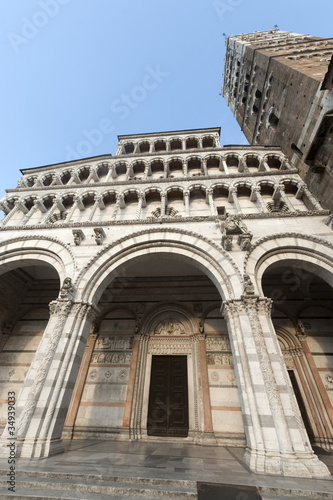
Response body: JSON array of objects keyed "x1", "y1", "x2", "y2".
[
  {"x1": 269, "y1": 112, "x2": 279, "y2": 129},
  {"x1": 291, "y1": 143, "x2": 303, "y2": 158}
]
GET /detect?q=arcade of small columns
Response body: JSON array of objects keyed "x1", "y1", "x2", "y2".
[
  {"x1": 14, "y1": 151, "x2": 290, "y2": 189},
  {"x1": 0, "y1": 178, "x2": 321, "y2": 227}
]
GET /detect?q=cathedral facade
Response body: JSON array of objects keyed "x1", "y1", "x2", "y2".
[{"x1": 0, "y1": 125, "x2": 332, "y2": 478}]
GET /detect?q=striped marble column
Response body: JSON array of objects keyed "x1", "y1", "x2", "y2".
[{"x1": 222, "y1": 296, "x2": 330, "y2": 478}]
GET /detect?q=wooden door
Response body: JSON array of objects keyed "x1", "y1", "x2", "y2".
[{"x1": 147, "y1": 355, "x2": 189, "y2": 437}]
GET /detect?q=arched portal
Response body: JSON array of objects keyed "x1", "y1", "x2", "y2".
[
  {"x1": 0, "y1": 261, "x2": 60, "y2": 435},
  {"x1": 65, "y1": 249, "x2": 245, "y2": 446}
]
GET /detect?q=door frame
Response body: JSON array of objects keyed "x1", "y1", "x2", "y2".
[
  {"x1": 147, "y1": 354, "x2": 189, "y2": 437},
  {"x1": 129, "y1": 334, "x2": 206, "y2": 442}
]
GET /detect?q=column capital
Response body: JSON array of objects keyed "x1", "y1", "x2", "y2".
[
  {"x1": 49, "y1": 299, "x2": 74, "y2": 317},
  {"x1": 221, "y1": 296, "x2": 273, "y2": 317}
]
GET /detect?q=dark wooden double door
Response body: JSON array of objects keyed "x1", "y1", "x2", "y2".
[{"x1": 147, "y1": 355, "x2": 189, "y2": 437}]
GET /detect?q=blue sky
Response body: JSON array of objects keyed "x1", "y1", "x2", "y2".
[{"x1": 1, "y1": 0, "x2": 332, "y2": 198}]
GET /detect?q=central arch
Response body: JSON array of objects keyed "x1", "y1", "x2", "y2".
[
  {"x1": 66, "y1": 230, "x2": 246, "y2": 446},
  {"x1": 78, "y1": 228, "x2": 242, "y2": 305}
]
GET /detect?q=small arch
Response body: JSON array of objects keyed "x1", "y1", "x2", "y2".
[
  {"x1": 186, "y1": 137, "x2": 198, "y2": 150},
  {"x1": 26, "y1": 177, "x2": 37, "y2": 187},
  {"x1": 43, "y1": 195, "x2": 56, "y2": 210},
  {"x1": 62, "y1": 194, "x2": 75, "y2": 210},
  {"x1": 114, "y1": 162, "x2": 127, "y2": 180},
  {"x1": 258, "y1": 181, "x2": 275, "y2": 196},
  {"x1": 225, "y1": 154, "x2": 240, "y2": 172},
  {"x1": 265, "y1": 155, "x2": 282, "y2": 170},
  {"x1": 123, "y1": 142, "x2": 135, "y2": 154},
  {"x1": 150, "y1": 159, "x2": 165, "y2": 179},
  {"x1": 102, "y1": 191, "x2": 117, "y2": 207},
  {"x1": 202, "y1": 136, "x2": 215, "y2": 148},
  {"x1": 169, "y1": 158, "x2": 183, "y2": 178},
  {"x1": 24, "y1": 197, "x2": 35, "y2": 212},
  {"x1": 42, "y1": 174, "x2": 53, "y2": 187},
  {"x1": 245, "y1": 155, "x2": 260, "y2": 170},
  {"x1": 154, "y1": 140, "x2": 167, "y2": 152},
  {"x1": 82, "y1": 192, "x2": 96, "y2": 208},
  {"x1": 170, "y1": 138, "x2": 182, "y2": 151},
  {"x1": 132, "y1": 160, "x2": 146, "y2": 179},
  {"x1": 187, "y1": 157, "x2": 202, "y2": 177},
  {"x1": 144, "y1": 190, "x2": 162, "y2": 219},
  {"x1": 60, "y1": 171, "x2": 72, "y2": 185},
  {"x1": 139, "y1": 141, "x2": 150, "y2": 153},
  {"x1": 96, "y1": 163, "x2": 109, "y2": 180},
  {"x1": 78, "y1": 167, "x2": 90, "y2": 183}
]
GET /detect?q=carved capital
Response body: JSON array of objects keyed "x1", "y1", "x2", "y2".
[{"x1": 49, "y1": 299, "x2": 73, "y2": 317}]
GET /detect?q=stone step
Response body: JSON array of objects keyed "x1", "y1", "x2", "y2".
[
  {"x1": 0, "y1": 489, "x2": 175, "y2": 500},
  {"x1": 260, "y1": 489, "x2": 333, "y2": 500},
  {"x1": 0, "y1": 472, "x2": 197, "y2": 499}
]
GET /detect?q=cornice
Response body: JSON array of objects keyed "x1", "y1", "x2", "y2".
[{"x1": 0, "y1": 210, "x2": 329, "y2": 232}]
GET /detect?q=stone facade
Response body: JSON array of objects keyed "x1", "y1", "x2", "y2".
[
  {"x1": 0, "y1": 127, "x2": 332, "y2": 478},
  {"x1": 222, "y1": 30, "x2": 333, "y2": 211}
]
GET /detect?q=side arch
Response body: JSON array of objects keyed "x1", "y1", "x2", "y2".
[
  {"x1": 0, "y1": 236, "x2": 77, "y2": 283},
  {"x1": 244, "y1": 233, "x2": 333, "y2": 295}
]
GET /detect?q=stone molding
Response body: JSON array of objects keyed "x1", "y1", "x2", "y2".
[
  {"x1": 244, "y1": 231, "x2": 333, "y2": 273},
  {"x1": 0, "y1": 210, "x2": 329, "y2": 233},
  {"x1": 75, "y1": 227, "x2": 242, "y2": 299},
  {"x1": 0, "y1": 234, "x2": 77, "y2": 273}
]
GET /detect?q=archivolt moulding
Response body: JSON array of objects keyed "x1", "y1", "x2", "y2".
[
  {"x1": 243, "y1": 232, "x2": 333, "y2": 295},
  {"x1": 76, "y1": 227, "x2": 243, "y2": 303},
  {"x1": 0, "y1": 235, "x2": 77, "y2": 282}
]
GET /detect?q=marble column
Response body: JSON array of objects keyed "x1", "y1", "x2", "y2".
[
  {"x1": 160, "y1": 192, "x2": 166, "y2": 217},
  {"x1": 184, "y1": 190, "x2": 190, "y2": 217},
  {"x1": 222, "y1": 296, "x2": 330, "y2": 477},
  {"x1": 206, "y1": 189, "x2": 216, "y2": 216},
  {"x1": 0, "y1": 201, "x2": 25, "y2": 226},
  {"x1": 0, "y1": 291, "x2": 98, "y2": 458}
]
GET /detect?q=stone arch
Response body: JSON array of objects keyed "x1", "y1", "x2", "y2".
[
  {"x1": 96, "y1": 162, "x2": 110, "y2": 180},
  {"x1": 245, "y1": 233, "x2": 333, "y2": 297},
  {"x1": 78, "y1": 166, "x2": 91, "y2": 183},
  {"x1": 140, "y1": 302, "x2": 198, "y2": 336},
  {"x1": 77, "y1": 229, "x2": 242, "y2": 306},
  {"x1": 0, "y1": 236, "x2": 76, "y2": 284}
]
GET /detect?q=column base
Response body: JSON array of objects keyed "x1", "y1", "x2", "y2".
[
  {"x1": 18, "y1": 437, "x2": 65, "y2": 458},
  {"x1": 244, "y1": 447, "x2": 331, "y2": 478}
]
